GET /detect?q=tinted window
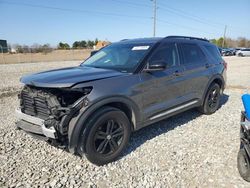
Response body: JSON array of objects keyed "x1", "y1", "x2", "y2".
[
  {"x1": 180, "y1": 43, "x2": 206, "y2": 64},
  {"x1": 148, "y1": 43, "x2": 179, "y2": 67},
  {"x1": 204, "y1": 45, "x2": 222, "y2": 62}
]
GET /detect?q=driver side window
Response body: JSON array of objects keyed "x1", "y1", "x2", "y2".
[{"x1": 149, "y1": 43, "x2": 179, "y2": 68}]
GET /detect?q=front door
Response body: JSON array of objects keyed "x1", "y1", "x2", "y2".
[{"x1": 139, "y1": 42, "x2": 187, "y2": 122}]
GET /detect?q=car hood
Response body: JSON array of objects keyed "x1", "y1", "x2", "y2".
[{"x1": 21, "y1": 66, "x2": 125, "y2": 88}]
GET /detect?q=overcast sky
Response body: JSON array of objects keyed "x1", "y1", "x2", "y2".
[{"x1": 1, "y1": 0, "x2": 250, "y2": 46}]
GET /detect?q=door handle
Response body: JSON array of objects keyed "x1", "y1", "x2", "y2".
[{"x1": 205, "y1": 63, "x2": 212, "y2": 68}]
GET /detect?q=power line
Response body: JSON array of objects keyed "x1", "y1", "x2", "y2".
[
  {"x1": 108, "y1": 0, "x2": 158, "y2": 37},
  {"x1": 107, "y1": 0, "x2": 224, "y2": 31},
  {"x1": 108, "y1": 0, "x2": 151, "y2": 8},
  {"x1": 104, "y1": 0, "x2": 248, "y2": 34},
  {"x1": 107, "y1": 0, "x2": 229, "y2": 34},
  {"x1": 158, "y1": 6, "x2": 223, "y2": 31},
  {"x1": 1, "y1": 1, "x2": 152, "y2": 19},
  {"x1": 158, "y1": 2, "x2": 224, "y2": 27},
  {"x1": 157, "y1": 19, "x2": 220, "y2": 36},
  {"x1": 1, "y1": 0, "x2": 238, "y2": 38},
  {"x1": 158, "y1": 2, "x2": 249, "y2": 32}
]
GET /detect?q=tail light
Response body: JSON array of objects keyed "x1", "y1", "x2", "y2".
[{"x1": 222, "y1": 60, "x2": 227, "y2": 70}]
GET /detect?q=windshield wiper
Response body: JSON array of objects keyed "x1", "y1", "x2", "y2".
[{"x1": 84, "y1": 65, "x2": 102, "y2": 69}]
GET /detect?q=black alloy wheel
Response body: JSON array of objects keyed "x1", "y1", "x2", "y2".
[
  {"x1": 207, "y1": 87, "x2": 220, "y2": 110},
  {"x1": 82, "y1": 107, "x2": 131, "y2": 165},
  {"x1": 94, "y1": 119, "x2": 124, "y2": 155},
  {"x1": 199, "y1": 83, "x2": 221, "y2": 114}
]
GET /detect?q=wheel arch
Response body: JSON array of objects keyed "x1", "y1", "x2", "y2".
[
  {"x1": 201, "y1": 75, "x2": 225, "y2": 106},
  {"x1": 67, "y1": 96, "x2": 141, "y2": 154}
]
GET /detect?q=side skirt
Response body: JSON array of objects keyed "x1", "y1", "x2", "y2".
[
  {"x1": 150, "y1": 100, "x2": 199, "y2": 120},
  {"x1": 136, "y1": 99, "x2": 200, "y2": 130}
]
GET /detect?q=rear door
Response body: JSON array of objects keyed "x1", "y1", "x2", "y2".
[{"x1": 178, "y1": 43, "x2": 212, "y2": 102}]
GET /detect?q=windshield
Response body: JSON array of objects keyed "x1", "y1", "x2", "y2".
[{"x1": 81, "y1": 43, "x2": 153, "y2": 73}]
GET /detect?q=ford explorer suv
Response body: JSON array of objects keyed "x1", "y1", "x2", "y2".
[{"x1": 16, "y1": 36, "x2": 227, "y2": 165}]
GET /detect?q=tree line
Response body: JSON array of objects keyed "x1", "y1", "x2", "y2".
[
  {"x1": 8, "y1": 37, "x2": 250, "y2": 54},
  {"x1": 9, "y1": 39, "x2": 100, "y2": 53},
  {"x1": 209, "y1": 37, "x2": 250, "y2": 48},
  {"x1": 11, "y1": 44, "x2": 53, "y2": 54},
  {"x1": 58, "y1": 39, "x2": 99, "y2": 49}
]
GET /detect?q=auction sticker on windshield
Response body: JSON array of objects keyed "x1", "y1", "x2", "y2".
[{"x1": 132, "y1": 46, "x2": 150, "y2": 50}]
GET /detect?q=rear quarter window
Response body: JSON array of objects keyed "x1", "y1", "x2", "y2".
[{"x1": 203, "y1": 45, "x2": 222, "y2": 62}]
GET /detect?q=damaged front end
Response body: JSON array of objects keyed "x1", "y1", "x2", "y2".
[{"x1": 16, "y1": 85, "x2": 91, "y2": 147}]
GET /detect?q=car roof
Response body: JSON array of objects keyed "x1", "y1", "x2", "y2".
[
  {"x1": 116, "y1": 36, "x2": 210, "y2": 45},
  {"x1": 117, "y1": 37, "x2": 163, "y2": 44}
]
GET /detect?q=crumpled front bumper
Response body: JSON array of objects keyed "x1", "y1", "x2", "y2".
[{"x1": 15, "y1": 109, "x2": 57, "y2": 139}]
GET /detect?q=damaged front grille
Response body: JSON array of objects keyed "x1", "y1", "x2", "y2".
[
  {"x1": 18, "y1": 86, "x2": 91, "y2": 135},
  {"x1": 20, "y1": 87, "x2": 61, "y2": 120}
]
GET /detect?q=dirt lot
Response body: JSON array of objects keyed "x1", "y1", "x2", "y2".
[
  {"x1": 225, "y1": 56, "x2": 250, "y2": 90},
  {"x1": 0, "y1": 57, "x2": 250, "y2": 187},
  {"x1": 0, "y1": 49, "x2": 91, "y2": 64}
]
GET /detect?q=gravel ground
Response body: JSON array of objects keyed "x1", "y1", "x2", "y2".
[
  {"x1": 0, "y1": 89, "x2": 248, "y2": 187},
  {"x1": 0, "y1": 57, "x2": 250, "y2": 187},
  {"x1": 0, "y1": 61, "x2": 80, "y2": 97},
  {"x1": 224, "y1": 56, "x2": 250, "y2": 89}
]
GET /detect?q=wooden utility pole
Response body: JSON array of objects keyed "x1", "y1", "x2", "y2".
[
  {"x1": 152, "y1": 0, "x2": 157, "y2": 37},
  {"x1": 222, "y1": 25, "x2": 227, "y2": 48}
]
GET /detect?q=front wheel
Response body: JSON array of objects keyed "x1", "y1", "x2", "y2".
[
  {"x1": 80, "y1": 107, "x2": 131, "y2": 165},
  {"x1": 238, "y1": 147, "x2": 250, "y2": 182},
  {"x1": 199, "y1": 83, "x2": 221, "y2": 115}
]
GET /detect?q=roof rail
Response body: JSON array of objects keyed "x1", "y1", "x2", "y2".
[{"x1": 165, "y1": 36, "x2": 209, "y2": 42}]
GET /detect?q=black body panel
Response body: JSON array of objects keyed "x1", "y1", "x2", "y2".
[{"x1": 21, "y1": 66, "x2": 125, "y2": 88}]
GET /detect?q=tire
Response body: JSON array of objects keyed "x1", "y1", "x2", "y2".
[
  {"x1": 79, "y1": 107, "x2": 131, "y2": 165},
  {"x1": 238, "y1": 53, "x2": 244, "y2": 57},
  {"x1": 199, "y1": 83, "x2": 221, "y2": 115},
  {"x1": 238, "y1": 147, "x2": 250, "y2": 182}
]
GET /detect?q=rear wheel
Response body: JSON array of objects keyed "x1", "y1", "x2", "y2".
[
  {"x1": 79, "y1": 107, "x2": 131, "y2": 165},
  {"x1": 238, "y1": 147, "x2": 250, "y2": 182},
  {"x1": 199, "y1": 83, "x2": 221, "y2": 115},
  {"x1": 238, "y1": 53, "x2": 244, "y2": 57}
]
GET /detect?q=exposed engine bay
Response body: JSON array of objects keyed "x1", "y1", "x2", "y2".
[{"x1": 17, "y1": 85, "x2": 91, "y2": 145}]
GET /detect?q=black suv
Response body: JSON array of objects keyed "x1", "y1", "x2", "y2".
[{"x1": 16, "y1": 36, "x2": 227, "y2": 165}]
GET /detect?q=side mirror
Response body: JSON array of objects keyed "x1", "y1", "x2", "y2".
[
  {"x1": 144, "y1": 60, "x2": 166, "y2": 72},
  {"x1": 90, "y1": 50, "x2": 98, "y2": 57}
]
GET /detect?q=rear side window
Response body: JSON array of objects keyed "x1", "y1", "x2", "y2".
[
  {"x1": 180, "y1": 43, "x2": 206, "y2": 65},
  {"x1": 204, "y1": 45, "x2": 222, "y2": 62}
]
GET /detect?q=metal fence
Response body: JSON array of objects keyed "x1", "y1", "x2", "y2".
[{"x1": 0, "y1": 47, "x2": 92, "y2": 64}]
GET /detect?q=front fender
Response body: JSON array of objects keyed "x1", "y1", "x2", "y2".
[{"x1": 67, "y1": 95, "x2": 141, "y2": 154}]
